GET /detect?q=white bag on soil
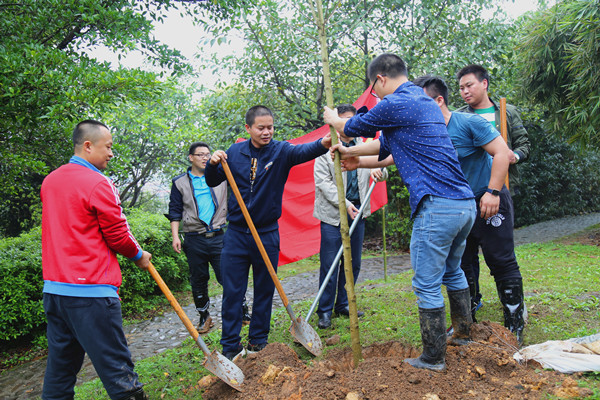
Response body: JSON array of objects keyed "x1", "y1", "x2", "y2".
[{"x1": 514, "y1": 333, "x2": 600, "y2": 373}]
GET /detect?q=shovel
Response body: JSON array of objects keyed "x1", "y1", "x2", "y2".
[
  {"x1": 147, "y1": 262, "x2": 244, "y2": 391},
  {"x1": 221, "y1": 159, "x2": 323, "y2": 357}
]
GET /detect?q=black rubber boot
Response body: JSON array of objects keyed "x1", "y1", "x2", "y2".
[
  {"x1": 467, "y1": 276, "x2": 479, "y2": 323},
  {"x1": 117, "y1": 388, "x2": 148, "y2": 400},
  {"x1": 193, "y1": 292, "x2": 212, "y2": 333},
  {"x1": 242, "y1": 297, "x2": 251, "y2": 326},
  {"x1": 447, "y1": 287, "x2": 473, "y2": 346},
  {"x1": 496, "y1": 278, "x2": 525, "y2": 346},
  {"x1": 404, "y1": 307, "x2": 447, "y2": 371}
]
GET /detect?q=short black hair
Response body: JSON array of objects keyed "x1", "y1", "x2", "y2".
[
  {"x1": 367, "y1": 53, "x2": 408, "y2": 82},
  {"x1": 456, "y1": 64, "x2": 490, "y2": 86},
  {"x1": 413, "y1": 74, "x2": 449, "y2": 106},
  {"x1": 189, "y1": 141, "x2": 210, "y2": 155},
  {"x1": 245, "y1": 105, "x2": 274, "y2": 126},
  {"x1": 72, "y1": 120, "x2": 109, "y2": 148},
  {"x1": 336, "y1": 104, "x2": 356, "y2": 116}
]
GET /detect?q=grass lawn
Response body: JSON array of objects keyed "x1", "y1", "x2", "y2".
[{"x1": 74, "y1": 238, "x2": 600, "y2": 399}]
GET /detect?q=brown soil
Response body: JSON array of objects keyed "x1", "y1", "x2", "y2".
[{"x1": 199, "y1": 321, "x2": 592, "y2": 400}]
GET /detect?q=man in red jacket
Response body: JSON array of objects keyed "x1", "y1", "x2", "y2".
[{"x1": 41, "y1": 120, "x2": 152, "y2": 400}]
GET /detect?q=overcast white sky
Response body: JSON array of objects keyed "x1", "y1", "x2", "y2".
[{"x1": 90, "y1": 0, "x2": 555, "y2": 89}]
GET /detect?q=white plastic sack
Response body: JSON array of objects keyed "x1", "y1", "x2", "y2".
[{"x1": 514, "y1": 333, "x2": 600, "y2": 373}]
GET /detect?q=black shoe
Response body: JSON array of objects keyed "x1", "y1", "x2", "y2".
[
  {"x1": 197, "y1": 312, "x2": 214, "y2": 334},
  {"x1": 404, "y1": 307, "x2": 447, "y2": 372},
  {"x1": 116, "y1": 388, "x2": 148, "y2": 400},
  {"x1": 247, "y1": 342, "x2": 267, "y2": 353},
  {"x1": 318, "y1": 313, "x2": 332, "y2": 329},
  {"x1": 223, "y1": 344, "x2": 245, "y2": 361},
  {"x1": 334, "y1": 306, "x2": 364, "y2": 318},
  {"x1": 496, "y1": 278, "x2": 526, "y2": 346}
]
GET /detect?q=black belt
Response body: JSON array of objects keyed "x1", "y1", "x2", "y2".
[{"x1": 186, "y1": 230, "x2": 222, "y2": 238}]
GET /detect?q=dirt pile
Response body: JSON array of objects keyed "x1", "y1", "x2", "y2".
[{"x1": 200, "y1": 321, "x2": 590, "y2": 400}]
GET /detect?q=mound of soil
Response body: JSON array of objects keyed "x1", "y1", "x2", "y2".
[{"x1": 199, "y1": 322, "x2": 590, "y2": 400}]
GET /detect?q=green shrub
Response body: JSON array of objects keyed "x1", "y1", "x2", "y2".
[
  {"x1": 0, "y1": 210, "x2": 188, "y2": 342},
  {"x1": 513, "y1": 124, "x2": 600, "y2": 227}
]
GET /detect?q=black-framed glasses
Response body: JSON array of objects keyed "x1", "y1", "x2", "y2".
[
  {"x1": 369, "y1": 74, "x2": 385, "y2": 98},
  {"x1": 369, "y1": 77, "x2": 379, "y2": 98},
  {"x1": 192, "y1": 153, "x2": 211, "y2": 159}
]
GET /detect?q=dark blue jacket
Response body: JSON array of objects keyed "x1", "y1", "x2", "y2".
[{"x1": 205, "y1": 138, "x2": 327, "y2": 232}]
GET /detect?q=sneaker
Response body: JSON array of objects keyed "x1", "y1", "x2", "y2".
[
  {"x1": 223, "y1": 345, "x2": 245, "y2": 361},
  {"x1": 197, "y1": 315, "x2": 214, "y2": 334},
  {"x1": 247, "y1": 342, "x2": 267, "y2": 353}
]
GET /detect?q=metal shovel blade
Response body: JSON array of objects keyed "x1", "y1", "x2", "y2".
[
  {"x1": 289, "y1": 316, "x2": 323, "y2": 356},
  {"x1": 202, "y1": 348, "x2": 245, "y2": 392}
]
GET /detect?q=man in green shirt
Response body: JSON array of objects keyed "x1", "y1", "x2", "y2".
[{"x1": 456, "y1": 64, "x2": 530, "y2": 196}]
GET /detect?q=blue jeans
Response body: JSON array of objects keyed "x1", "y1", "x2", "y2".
[
  {"x1": 220, "y1": 227, "x2": 279, "y2": 353},
  {"x1": 42, "y1": 294, "x2": 143, "y2": 400},
  {"x1": 410, "y1": 196, "x2": 476, "y2": 309},
  {"x1": 317, "y1": 217, "x2": 365, "y2": 316}
]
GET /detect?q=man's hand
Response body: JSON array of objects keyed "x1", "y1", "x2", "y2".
[
  {"x1": 172, "y1": 237, "x2": 181, "y2": 253},
  {"x1": 347, "y1": 204, "x2": 359, "y2": 220},
  {"x1": 370, "y1": 168, "x2": 383, "y2": 182},
  {"x1": 209, "y1": 150, "x2": 227, "y2": 165},
  {"x1": 330, "y1": 143, "x2": 350, "y2": 159},
  {"x1": 479, "y1": 192, "x2": 500, "y2": 219},
  {"x1": 508, "y1": 150, "x2": 518, "y2": 164},
  {"x1": 341, "y1": 157, "x2": 360, "y2": 171},
  {"x1": 321, "y1": 132, "x2": 333, "y2": 149},
  {"x1": 323, "y1": 106, "x2": 339, "y2": 126},
  {"x1": 134, "y1": 251, "x2": 152, "y2": 270}
]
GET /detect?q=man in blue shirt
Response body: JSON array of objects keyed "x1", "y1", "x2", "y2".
[
  {"x1": 414, "y1": 75, "x2": 526, "y2": 345},
  {"x1": 206, "y1": 105, "x2": 332, "y2": 360},
  {"x1": 324, "y1": 54, "x2": 476, "y2": 372},
  {"x1": 167, "y1": 142, "x2": 250, "y2": 334}
]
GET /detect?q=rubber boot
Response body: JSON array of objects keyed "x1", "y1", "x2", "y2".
[
  {"x1": 193, "y1": 292, "x2": 213, "y2": 333},
  {"x1": 496, "y1": 278, "x2": 525, "y2": 346},
  {"x1": 242, "y1": 297, "x2": 251, "y2": 326},
  {"x1": 467, "y1": 276, "x2": 479, "y2": 323},
  {"x1": 404, "y1": 307, "x2": 447, "y2": 372},
  {"x1": 447, "y1": 288, "x2": 473, "y2": 346}
]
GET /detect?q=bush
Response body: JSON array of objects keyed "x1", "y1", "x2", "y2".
[
  {"x1": 0, "y1": 210, "x2": 188, "y2": 342},
  {"x1": 513, "y1": 125, "x2": 600, "y2": 227}
]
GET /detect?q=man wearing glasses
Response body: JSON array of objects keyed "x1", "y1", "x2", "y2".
[
  {"x1": 166, "y1": 142, "x2": 250, "y2": 334},
  {"x1": 324, "y1": 54, "x2": 475, "y2": 372}
]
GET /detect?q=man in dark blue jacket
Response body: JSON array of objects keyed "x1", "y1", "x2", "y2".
[{"x1": 205, "y1": 105, "x2": 332, "y2": 360}]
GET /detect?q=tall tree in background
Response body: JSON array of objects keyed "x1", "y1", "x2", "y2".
[
  {"x1": 517, "y1": 0, "x2": 600, "y2": 148},
  {"x1": 0, "y1": 0, "x2": 246, "y2": 236},
  {"x1": 199, "y1": 0, "x2": 517, "y2": 139}
]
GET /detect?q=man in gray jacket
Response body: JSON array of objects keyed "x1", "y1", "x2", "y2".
[
  {"x1": 167, "y1": 142, "x2": 249, "y2": 333},
  {"x1": 314, "y1": 104, "x2": 387, "y2": 329}
]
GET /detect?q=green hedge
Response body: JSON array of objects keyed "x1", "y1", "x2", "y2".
[
  {"x1": 0, "y1": 210, "x2": 188, "y2": 342},
  {"x1": 513, "y1": 125, "x2": 600, "y2": 227}
]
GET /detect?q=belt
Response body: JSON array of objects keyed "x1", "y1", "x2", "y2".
[{"x1": 186, "y1": 230, "x2": 222, "y2": 238}]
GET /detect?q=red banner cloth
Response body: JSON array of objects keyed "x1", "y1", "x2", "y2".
[{"x1": 277, "y1": 88, "x2": 387, "y2": 265}]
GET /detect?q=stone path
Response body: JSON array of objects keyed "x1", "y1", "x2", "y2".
[{"x1": 1, "y1": 212, "x2": 599, "y2": 399}]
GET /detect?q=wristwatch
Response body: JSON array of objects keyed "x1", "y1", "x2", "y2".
[{"x1": 485, "y1": 188, "x2": 500, "y2": 196}]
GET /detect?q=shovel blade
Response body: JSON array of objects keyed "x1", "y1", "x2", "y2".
[
  {"x1": 289, "y1": 316, "x2": 323, "y2": 356},
  {"x1": 203, "y1": 350, "x2": 245, "y2": 392}
]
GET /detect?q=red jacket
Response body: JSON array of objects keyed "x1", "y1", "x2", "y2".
[{"x1": 41, "y1": 158, "x2": 142, "y2": 297}]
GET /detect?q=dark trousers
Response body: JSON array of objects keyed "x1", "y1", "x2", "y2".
[
  {"x1": 42, "y1": 294, "x2": 142, "y2": 400},
  {"x1": 219, "y1": 227, "x2": 279, "y2": 353},
  {"x1": 317, "y1": 216, "x2": 365, "y2": 316},
  {"x1": 460, "y1": 187, "x2": 522, "y2": 290},
  {"x1": 183, "y1": 232, "x2": 223, "y2": 306}
]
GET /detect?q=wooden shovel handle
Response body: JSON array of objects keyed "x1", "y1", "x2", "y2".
[
  {"x1": 499, "y1": 98, "x2": 510, "y2": 190},
  {"x1": 148, "y1": 262, "x2": 202, "y2": 345},
  {"x1": 221, "y1": 160, "x2": 290, "y2": 307}
]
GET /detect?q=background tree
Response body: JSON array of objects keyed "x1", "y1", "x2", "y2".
[{"x1": 516, "y1": 0, "x2": 600, "y2": 148}]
